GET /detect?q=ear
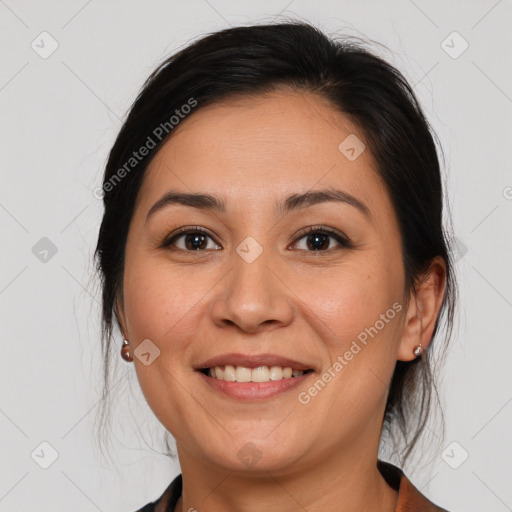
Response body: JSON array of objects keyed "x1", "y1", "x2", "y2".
[{"x1": 398, "y1": 256, "x2": 447, "y2": 361}]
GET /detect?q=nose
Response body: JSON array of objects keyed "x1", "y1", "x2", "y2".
[{"x1": 209, "y1": 244, "x2": 295, "y2": 334}]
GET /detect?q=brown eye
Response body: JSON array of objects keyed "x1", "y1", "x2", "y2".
[
  {"x1": 162, "y1": 227, "x2": 221, "y2": 251},
  {"x1": 291, "y1": 226, "x2": 352, "y2": 252},
  {"x1": 161, "y1": 225, "x2": 352, "y2": 253}
]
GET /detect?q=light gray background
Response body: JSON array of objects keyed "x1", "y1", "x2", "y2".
[{"x1": 1, "y1": 1, "x2": 511, "y2": 511}]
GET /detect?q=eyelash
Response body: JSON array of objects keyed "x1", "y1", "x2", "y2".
[{"x1": 160, "y1": 224, "x2": 353, "y2": 253}]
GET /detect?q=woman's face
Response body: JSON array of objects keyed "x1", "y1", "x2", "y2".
[{"x1": 118, "y1": 90, "x2": 415, "y2": 473}]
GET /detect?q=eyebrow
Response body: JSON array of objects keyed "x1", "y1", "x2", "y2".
[{"x1": 145, "y1": 187, "x2": 372, "y2": 223}]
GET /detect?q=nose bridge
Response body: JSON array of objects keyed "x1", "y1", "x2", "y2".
[
  {"x1": 233, "y1": 236, "x2": 273, "y2": 296},
  {"x1": 210, "y1": 235, "x2": 294, "y2": 331}
]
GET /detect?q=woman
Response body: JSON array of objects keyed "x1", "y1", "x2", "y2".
[{"x1": 94, "y1": 21, "x2": 457, "y2": 512}]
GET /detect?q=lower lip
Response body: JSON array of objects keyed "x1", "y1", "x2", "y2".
[{"x1": 197, "y1": 371, "x2": 313, "y2": 400}]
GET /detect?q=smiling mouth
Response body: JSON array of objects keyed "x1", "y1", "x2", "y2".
[{"x1": 198, "y1": 365, "x2": 314, "y2": 383}]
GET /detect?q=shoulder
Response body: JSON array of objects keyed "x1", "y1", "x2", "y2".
[
  {"x1": 378, "y1": 459, "x2": 451, "y2": 512},
  {"x1": 399, "y1": 475, "x2": 451, "y2": 511},
  {"x1": 132, "y1": 474, "x2": 182, "y2": 512},
  {"x1": 133, "y1": 503, "x2": 156, "y2": 512},
  {"x1": 134, "y1": 465, "x2": 453, "y2": 512}
]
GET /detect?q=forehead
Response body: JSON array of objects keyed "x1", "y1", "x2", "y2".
[{"x1": 138, "y1": 89, "x2": 390, "y2": 221}]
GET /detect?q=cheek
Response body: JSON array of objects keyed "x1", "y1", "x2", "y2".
[
  {"x1": 295, "y1": 259, "x2": 403, "y2": 396},
  {"x1": 121, "y1": 258, "x2": 205, "y2": 436},
  {"x1": 296, "y1": 260, "x2": 399, "y2": 344},
  {"x1": 122, "y1": 257, "x2": 207, "y2": 343}
]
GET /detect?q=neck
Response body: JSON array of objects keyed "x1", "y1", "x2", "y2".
[{"x1": 173, "y1": 440, "x2": 398, "y2": 512}]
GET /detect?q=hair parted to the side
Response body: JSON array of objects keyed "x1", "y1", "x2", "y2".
[{"x1": 93, "y1": 19, "x2": 458, "y2": 469}]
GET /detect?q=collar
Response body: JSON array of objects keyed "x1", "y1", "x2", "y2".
[
  {"x1": 377, "y1": 460, "x2": 449, "y2": 511},
  {"x1": 144, "y1": 459, "x2": 449, "y2": 512}
]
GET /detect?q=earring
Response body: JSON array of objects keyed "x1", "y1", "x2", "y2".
[
  {"x1": 121, "y1": 339, "x2": 133, "y2": 362},
  {"x1": 413, "y1": 342, "x2": 423, "y2": 357}
]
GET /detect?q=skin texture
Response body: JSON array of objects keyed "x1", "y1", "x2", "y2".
[{"x1": 117, "y1": 89, "x2": 446, "y2": 512}]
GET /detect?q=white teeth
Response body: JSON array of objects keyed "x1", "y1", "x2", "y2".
[
  {"x1": 206, "y1": 365, "x2": 307, "y2": 382},
  {"x1": 269, "y1": 366, "x2": 283, "y2": 380},
  {"x1": 223, "y1": 365, "x2": 236, "y2": 381},
  {"x1": 235, "y1": 366, "x2": 252, "y2": 382},
  {"x1": 252, "y1": 366, "x2": 270, "y2": 382}
]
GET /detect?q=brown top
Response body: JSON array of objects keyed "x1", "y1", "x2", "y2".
[{"x1": 134, "y1": 459, "x2": 450, "y2": 512}]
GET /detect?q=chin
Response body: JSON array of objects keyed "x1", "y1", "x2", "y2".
[{"x1": 202, "y1": 436, "x2": 306, "y2": 474}]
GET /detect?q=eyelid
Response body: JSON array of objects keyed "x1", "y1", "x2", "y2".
[
  {"x1": 290, "y1": 224, "x2": 353, "y2": 250},
  {"x1": 161, "y1": 225, "x2": 218, "y2": 248},
  {"x1": 292, "y1": 224, "x2": 349, "y2": 242},
  {"x1": 161, "y1": 224, "x2": 352, "y2": 251}
]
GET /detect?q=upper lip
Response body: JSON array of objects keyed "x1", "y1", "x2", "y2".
[{"x1": 194, "y1": 353, "x2": 314, "y2": 371}]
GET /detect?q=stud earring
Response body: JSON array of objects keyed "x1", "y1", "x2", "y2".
[
  {"x1": 121, "y1": 339, "x2": 133, "y2": 362},
  {"x1": 413, "y1": 342, "x2": 423, "y2": 357}
]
